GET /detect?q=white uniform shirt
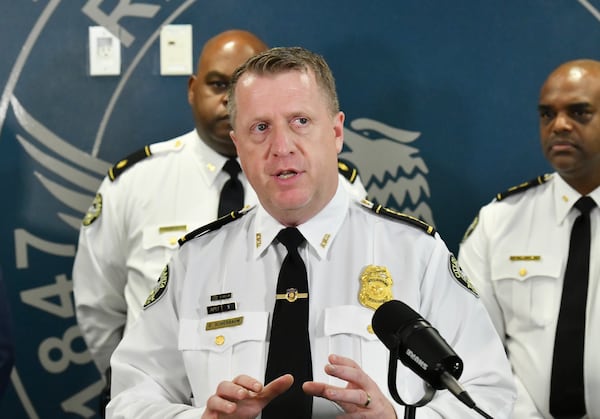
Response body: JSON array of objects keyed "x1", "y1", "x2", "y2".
[
  {"x1": 458, "y1": 173, "x2": 600, "y2": 418},
  {"x1": 73, "y1": 130, "x2": 367, "y2": 373},
  {"x1": 107, "y1": 184, "x2": 515, "y2": 419}
]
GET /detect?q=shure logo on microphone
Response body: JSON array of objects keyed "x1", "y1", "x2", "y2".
[{"x1": 406, "y1": 348, "x2": 428, "y2": 370}]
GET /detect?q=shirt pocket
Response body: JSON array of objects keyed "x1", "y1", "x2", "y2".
[
  {"x1": 178, "y1": 312, "x2": 269, "y2": 406},
  {"x1": 490, "y1": 252, "x2": 560, "y2": 329},
  {"x1": 316, "y1": 305, "x2": 388, "y2": 386},
  {"x1": 142, "y1": 224, "x2": 188, "y2": 251},
  {"x1": 142, "y1": 224, "x2": 188, "y2": 273}
]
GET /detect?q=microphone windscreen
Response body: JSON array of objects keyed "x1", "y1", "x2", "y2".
[{"x1": 372, "y1": 300, "x2": 421, "y2": 350}]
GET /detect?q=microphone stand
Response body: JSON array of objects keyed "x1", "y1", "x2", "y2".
[{"x1": 387, "y1": 345, "x2": 435, "y2": 419}]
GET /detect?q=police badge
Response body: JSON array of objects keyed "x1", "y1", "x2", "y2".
[{"x1": 358, "y1": 265, "x2": 394, "y2": 310}]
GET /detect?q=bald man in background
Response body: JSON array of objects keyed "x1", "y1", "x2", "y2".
[
  {"x1": 459, "y1": 59, "x2": 600, "y2": 418},
  {"x1": 73, "y1": 28, "x2": 269, "y2": 380}
]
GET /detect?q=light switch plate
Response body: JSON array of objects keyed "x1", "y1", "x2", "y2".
[
  {"x1": 89, "y1": 26, "x2": 121, "y2": 76},
  {"x1": 160, "y1": 24, "x2": 193, "y2": 76}
]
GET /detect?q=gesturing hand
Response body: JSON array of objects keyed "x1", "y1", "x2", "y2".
[
  {"x1": 303, "y1": 354, "x2": 397, "y2": 418},
  {"x1": 201, "y1": 374, "x2": 293, "y2": 419}
]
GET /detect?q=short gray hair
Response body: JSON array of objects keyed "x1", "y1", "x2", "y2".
[{"x1": 227, "y1": 46, "x2": 339, "y2": 127}]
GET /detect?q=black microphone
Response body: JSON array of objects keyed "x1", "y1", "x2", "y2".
[{"x1": 372, "y1": 300, "x2": 478, "y2": 411}]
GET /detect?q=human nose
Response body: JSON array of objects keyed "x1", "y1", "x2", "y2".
[
  {"x1": 221, "y1": 91, "x2": 228, "y2": 107},
  {"x1": 552, "y1": 112, "x2": 573, "y2": 133},
  {"x1": 270, "y1": 125, "x2": 294, "y2": 156}
]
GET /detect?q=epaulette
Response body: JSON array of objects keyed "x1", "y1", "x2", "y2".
[
  {"x1": 360, "y1": 199, "x2": 436, "y2": 236},
  {"x1": 337, "y1": 158, "x2": 359, "y2": 184},
  {"x1": 108, "y1": 146, "x2": 152, "y2": 181},
  {"x1": 496, "y1": 174, "x2": 552, "y2": 201},
  {"x1": 178, "y1": 206, "x2": 254, "y2": 246}
]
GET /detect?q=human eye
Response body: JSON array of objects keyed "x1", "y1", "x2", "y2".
[
  {"x1": 569, "y1": 105, "x2": 593, "y2": 122},
  {"x1": 291, "y1": 116, "x2": 309, "y2": 127},
  {"x1": 207, "y1": 79, "x2": 229, "y2": 92},
  {"x1": 252, "y1": 122, "x2": 269, "y2": 133},
  {"x1": 538, "y1": 106, "x2": 555, "y2": 123}
]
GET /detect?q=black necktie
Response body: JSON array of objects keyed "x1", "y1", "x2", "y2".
[
  {"x1": 263, "y1": 227, "x2": 313, "y2": 418},
  {"x1": 217, "y1": 159, "x2": 244, "y2": 218},
  {"x1": 550, "y1": 196, "x2": 596, "y2": 418}
]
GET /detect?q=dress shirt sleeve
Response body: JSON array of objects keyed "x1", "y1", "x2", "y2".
[
  {"x1": 107, "y1": 254, "x2": 201, "y2": 419},
  {"x1": 413, "y1": 233, "x2": 516, "y2": 418},
  {"x1": 458, "y1": 206, "x2": 507, "y2": 340},
  {"x1": 72, "y1": 178, "x2": 128, "y2": 373}
]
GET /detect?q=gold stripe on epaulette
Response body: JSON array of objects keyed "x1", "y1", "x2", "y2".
[
  {"x1": 108, "y1": 145, "x2": 153, "y2": 181},
  {"x1": 177, "y1": 206, "x2": 254, "y2": 246},
  {"x1": 363, "y1": 200, "x2": 435, "y2": 236},
  {"x1": 338, "y1": 160, "x2": 359, "y2": 184},
  {"x1": 496, "y1": 174, "x2": 551, "y2": 201}
]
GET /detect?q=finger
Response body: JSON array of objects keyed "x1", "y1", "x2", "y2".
[
  {"x1": 231, "y1": 374, "x2": 263, "y2": 394},
  {"x1": 215, "y1": 380, "x2": 246, "y2": 400},
  {"x1": 204, "y1": 393, "x2": 237, "y2": 416},
  {"x1": 303, "y1": 382, "x2": 367, "y2": 409},
  {"x1": 328, "y1": 354, "x2": 361, "y2": 368},
  {"x1": 262, "y1": 374, "x2": 294, "y2": 400}
]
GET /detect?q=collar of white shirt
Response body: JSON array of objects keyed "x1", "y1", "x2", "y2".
[
  {"x1": 553, "y1": 173, "x2": 600, "y2": 225},
  {"x1": 252, "y1": 181, "x2": 350, "y2": 260}
]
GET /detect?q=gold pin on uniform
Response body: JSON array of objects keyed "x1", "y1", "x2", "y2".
[{"x1": 276, "y1": 288, "x2": 308, "y2": 302}]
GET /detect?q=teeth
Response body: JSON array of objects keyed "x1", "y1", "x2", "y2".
[{"x1": 278, "y1": 171, "x2": 295, "y2": 179}]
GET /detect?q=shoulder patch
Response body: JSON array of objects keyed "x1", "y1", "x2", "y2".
[
  {"x1": 143, "y1": 265, "x2": 169, "y2": 309},
  {"x1": 460, "y1": 214, "x2": 479, "y2": 243},
  {"x1": 449, "y1": 254, "x2": 478, "y2": 297},
  {"x1": 178, "y1": 206, "x2": 254, "y2": 246},
  {"x1": 337, "y1": 158, "x2": 359, "y2": 184},
  {"x1": 496, "y1": 174, "x2": 552, "y2": 201},
  {"x1": 82, "y1": 193, "x2": 103, "y2": 226},
  {"x1": 360, "y1": 199, "x2": 436, "y2": 236},
  {"x1": 108, "y1": 145, "x2": 152, "y2": 181}
]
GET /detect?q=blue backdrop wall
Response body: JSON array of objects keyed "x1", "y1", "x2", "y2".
[{"x1": 1, "y1": 1, "x2": 599, "y2": 417}]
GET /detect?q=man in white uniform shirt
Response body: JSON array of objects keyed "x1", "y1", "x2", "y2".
[
  {"x1": 73, "y1": 30, "x2": 366, "y2": 379},
  {"x1": 459, "y1": 59, "x2": 600, "y2": 418},
  {"x1": 107, "y1": 47, "x2": 515, "y2": 418}
]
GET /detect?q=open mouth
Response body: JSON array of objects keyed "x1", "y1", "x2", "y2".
[{"x1": 276, "y1": 170, "x2": 298, "y2": 179}]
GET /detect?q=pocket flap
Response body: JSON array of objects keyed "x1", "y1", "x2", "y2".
[
  {"x1": 179, "y1": 311, "x2": 269, "y2": 352},
  {"x1": 142, "y1": 224, "x2": 189, "y2": 250},
  {"x1": 491, "y1": 251, "x2": 560, "y2": 282},
  {"x1": 324, "y1": 305, "x2": 378, "y2": 341}
]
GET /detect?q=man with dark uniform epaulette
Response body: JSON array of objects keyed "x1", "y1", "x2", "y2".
[
  {"x1": 459, "y1": 59, "x2": 600, "y2": 418},
  {"x1": 107, "y1": 47, "x2": 515, "y2": 418},
  {"x1": 72, "y1": 31, "x2": 367, "y2": 417}
]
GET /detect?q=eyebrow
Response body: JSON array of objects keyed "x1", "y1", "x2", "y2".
[
  {"x1": 203, "y1": 70, "x2": 228, "y2": 80},
  {"x1": 538, "y1": 102, "x2": 592, "y2": 111}
]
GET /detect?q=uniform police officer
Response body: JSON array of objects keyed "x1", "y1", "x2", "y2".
[
  {"x1": 459, "y1": 59, "x2": 600, "y2": 418},
  {"x1": 107, "y1": 47, "x2": 515, "y2": 418}
]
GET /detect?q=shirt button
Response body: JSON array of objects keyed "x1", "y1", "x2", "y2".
[
  {"x1": 519, "y1": 268, "x2": 527, "y2": 277},
  {"x1": 215, "y1": 335, "x2": 225, "y2": 346}
]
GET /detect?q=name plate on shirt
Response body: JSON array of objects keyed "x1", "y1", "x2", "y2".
[
  {"x1": 509, "y1": 255, "x2": 541, "y2": 261},
  {"x1": 158, "y1": 225, "x2": 187, "y2": 233},
  {"x1": 205, "y1": 316, "x2": 244, "y2": 331},
  {"x1": 207, "y1": 302, "x2": 237, "y2": 314}
]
